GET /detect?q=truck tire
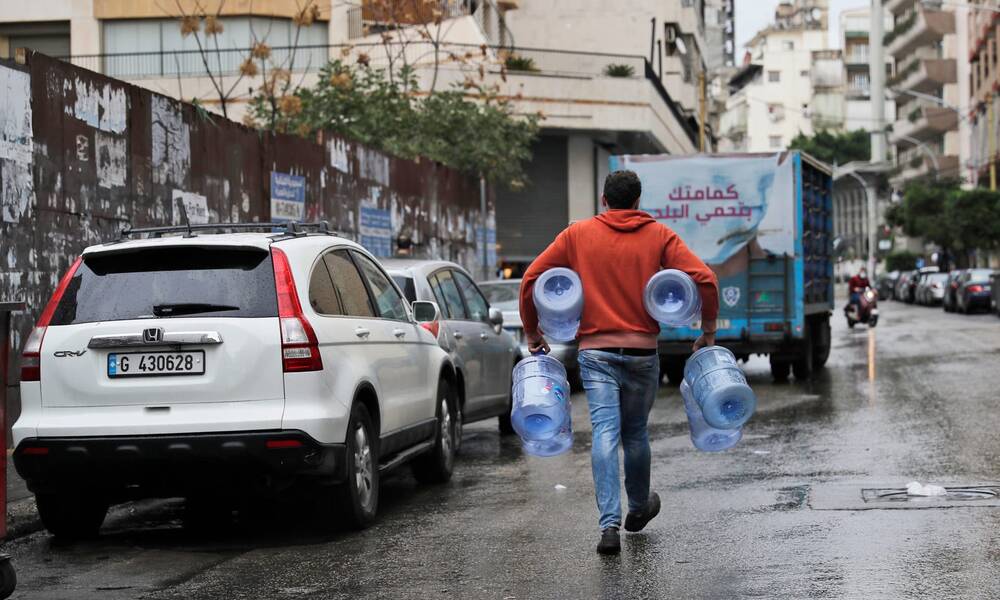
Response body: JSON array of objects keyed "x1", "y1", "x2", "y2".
[
  {"x1": 792, "y1": 342, "x2": 813, "y2": 380},
  {"x1": 412, "y1": 379, "x2": 456, "y2": 484},
  {"x1": 660, "y1": 356, "x2": 686, "y2": 386},
  {"x1": 36, "y1": 493, "x2": 108, "y2": 540},
  {"x1": 812, "y1": 316, "x2": 831, "y2": 369},
  {"x1": 336, "y1": 402, "x2": 380, "y2": 530},
  {"x1": 770, "y1": 357, "x2": 791, "y2": 382}
]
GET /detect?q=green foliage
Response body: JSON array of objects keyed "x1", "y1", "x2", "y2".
[
  {"x1": 603, "y1": 63, "x2": 635, "y2": 78},
  {"x1": 504, "y1": 55, "x2": 538, "y2": 72},
  {"x1": 788, "y1": 129, "x2": 870, "y2": 166},
  {"x1": 889, "y1": 181, "x2": 1000, "y2": 259},
  {"x1": 885, "y1": 250, "x2": 919, "y2": 272},
  {"x1": 247, "y1": 60, "x2": 539, "y2": 189},
  {"x1": 907, "y1": 107, "x2": 922, "y2": 122}
]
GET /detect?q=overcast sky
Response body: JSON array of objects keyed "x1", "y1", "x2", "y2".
[{"x1": 735, "y1": 0, "x2": 870, "y2": 54}]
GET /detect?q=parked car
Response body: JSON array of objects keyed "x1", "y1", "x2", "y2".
[
  {"x1": 895, "y1": 270, "x2": 918, "y2": 303},
  {"x1": 876, "y1": 271, "x2": 900, "y2": 300},
  {"x1": 917, "y1": 272, "x2": 948, "y2": 305},
  {"x1": 477, "y1": 279, "x2": 581, "y2": 389},
  {"x1": 899, "y1": 267, "x2": 939, "y2": 304},
  {"x1": 383, "y1": 259, "x2": 519, "y2": 441},
  {"x1": 991, "y1": 273, "x2": 1000, "y2": 316},
  {"x1": 14, "y1": 224, "x2": 459, "y2": 539},
  {"x1": 956, "y1": 268, "x2": 995, "y2": 313},
  {"x1": 942, "y1": 269, "x2": 967, "y2": 312}
]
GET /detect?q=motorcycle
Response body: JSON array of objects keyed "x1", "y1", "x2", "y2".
[{"x1": 845, "y1": 286, "x2": 878, "y2": 328}]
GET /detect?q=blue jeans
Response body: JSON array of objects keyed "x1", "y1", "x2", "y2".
[{"x1": 578, "y1": 350, "x2": 660, "y2": 530}]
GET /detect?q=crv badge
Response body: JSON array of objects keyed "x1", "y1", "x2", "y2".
[{"x1": 53, "y1": 350, "x2": 87, "y2": 357}]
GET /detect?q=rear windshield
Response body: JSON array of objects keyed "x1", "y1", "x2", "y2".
[
  {"x1": 391, "y1": 275, "x2": 417, "y2": 303},
  {"x1": 51, "y1": 247, "x2": 278, "y2": 325},
  {"x1": 968, "y1": 270, "x2": 993, "y2": 283},
  {"x1": 479, "y1": 283, "x2": 519, "y2": 309}
]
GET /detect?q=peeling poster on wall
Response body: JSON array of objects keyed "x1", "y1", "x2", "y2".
[
  {"x1": 172, "y1": 190, "x2": 208, "y2": 225},
  {"x1": 270, "y1": 171, "x2": 306, "y2": 222},
  {"x1": 360, "y1": 204, "x2": 392, "y2": 257}
]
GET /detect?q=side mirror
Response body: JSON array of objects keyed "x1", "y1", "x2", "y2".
[
  {"x1": 488, "y1": 307, "x2": 504, "y2": 328},
  {"x1": 412, "y1": 301, "x2": 440, "y2": 323}
]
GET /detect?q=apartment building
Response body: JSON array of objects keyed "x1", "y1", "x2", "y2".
[
  {"x1": 968, "y1": 0, "x2": 999, "y2": 186},
  {"x1": 719, "y1": 0, "x2": 830, "y2": 152},
  {"x1": 841, "y1": 7, "x2": 897, "y2": 132},
  {"x1": 885, "y1": 0, "x2": 964, "y2": 184}
]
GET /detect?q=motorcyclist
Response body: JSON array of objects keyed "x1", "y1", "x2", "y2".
[{"x1": 846, "y1": 268, "x2": 871, "y2": 312}]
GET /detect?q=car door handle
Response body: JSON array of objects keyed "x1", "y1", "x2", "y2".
[
  {"x1": 354, "y1": 327, "x2": 371, "y2": 339},
  {"x1": 480, "y1": 332, "x2": 489, "y2": 341},
  {"x1": 393, "y1": 328, "x2": 407, "y2": 339},
  {"x1": 453, "y1": 332, "x2": 463, "y2": 340}
]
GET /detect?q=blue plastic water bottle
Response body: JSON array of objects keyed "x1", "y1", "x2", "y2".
[
  {"x1": 644, "y1": 269, "x2": 702, "y2": 327},
  {"x1": 680, "y1": 381, "x2": 742, "y2": 452},
  {"x1": 510, "y1": 354, "x2": 573, "y2": 457},
  {"x1": 683, "y1": 346, "x2": 756, "y2": 430},
  {"x1": 533, "y1": 268, "x2": 583, "y2": 342}
]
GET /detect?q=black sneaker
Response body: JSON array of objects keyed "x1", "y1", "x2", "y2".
[
  {"x1": 596, "y1": 528, "x2": 621, "y2": 555},
  {"x1": 624, "y1": 492, "x2": 661, "y2": 532}
]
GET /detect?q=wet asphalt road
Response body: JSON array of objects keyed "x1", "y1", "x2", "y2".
[{"x1": 6, "y1": 298, "x2": 1000, "y2": 599}]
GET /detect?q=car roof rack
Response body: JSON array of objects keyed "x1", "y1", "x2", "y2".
[{"x1": 115, "y1": 221, "x2": 338, "y2": 242}]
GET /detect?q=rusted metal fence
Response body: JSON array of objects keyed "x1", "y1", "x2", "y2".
[{"x1": 0, "y1": 51, "x2": 493, "y2": 436}]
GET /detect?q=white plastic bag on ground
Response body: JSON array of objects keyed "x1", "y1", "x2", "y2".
[{"x1": 906, "y1": 481, "x2": 947, "y2": 497}]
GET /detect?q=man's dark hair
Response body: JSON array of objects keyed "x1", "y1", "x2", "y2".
[{"x1": 603, "y1": 170, "x2": 642, "y2": 209}]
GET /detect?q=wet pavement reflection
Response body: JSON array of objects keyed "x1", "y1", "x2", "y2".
[{"x1": 5, "y1": 299, "x2": 1000, "y2": 599}]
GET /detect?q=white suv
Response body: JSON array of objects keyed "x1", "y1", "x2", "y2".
[{"x1": 14, "y1": 223, "x2": 458, "y2": 538}]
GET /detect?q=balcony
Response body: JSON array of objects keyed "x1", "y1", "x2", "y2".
[
  {"x1": 844, "y1": 51, "x2": 870, "y2": 66},
  {"x1": 893, "y1": 58, "x2": 957, "y2": 93},
  {"x1": 846, "y1": 84, "x2": 871, "y2": 99},
  {"x1": 890, "y1": 106, "x2": 959, "y2": 143},
  {"x1": 885, "y1": 7, "x2": 955, "y2": 58},
  {"x1": 893, "y1": 154, "x2": 959, "y2": 183}
]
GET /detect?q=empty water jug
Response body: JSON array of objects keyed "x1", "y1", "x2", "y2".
[
  {"x1": 680, "y1": 381, "x2": 742, "y2": 452},
  {"x1": 683, "y1": 346, "x2": 756, "y2": 430},
  {"x1": 511, "y1": 354, "x2": 573, "y2": 457},
  {"x1": 644, "y1": 269, "x2": 702, "y2": 327},
  {"x1": 533, "y1": 268, "x2": 583, "y2": 342}
]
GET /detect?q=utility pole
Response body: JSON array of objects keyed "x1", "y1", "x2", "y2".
[
  {"x1": 867, "y1": 0, "x2": 886, "y2": 277},
  {"x1": 698, "y1": 69, "x2": 707, "y2": 153},
  {"x1": 990, "y1": 95, "x2": 996, "y2": 190},
  {"x1": 480, "y1": 176, "x2": 489, "y2": 280}
]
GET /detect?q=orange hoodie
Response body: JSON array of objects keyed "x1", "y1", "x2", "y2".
[{"x1": 519, "y1": 210, "x2": 719, "y2": 350}]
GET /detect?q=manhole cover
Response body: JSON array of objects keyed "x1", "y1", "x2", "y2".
[
  {"x1": 862, "y1": 487, "x2": 1000, "y2": 503},
  {"x1": 808, "y1": 483, "x2": 1000, "y2": 511}
]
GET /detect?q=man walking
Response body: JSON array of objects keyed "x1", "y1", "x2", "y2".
[{"x1": 518, "y1": 170, "x2": 719, "y2": 555}]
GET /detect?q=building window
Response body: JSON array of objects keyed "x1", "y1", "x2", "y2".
[
  {"x1": 768, "y1": 103, "x2": 785, "y2": 122},
  {"x1": 768, "y1": 70, "x2": 781, "y2": 82},
  {"x1": 783, "y1": 40, "x2": 795, "y2": 51},
  {"x1": 769, "y1": 135, "x2": 782, "y2": 149},
  {"x1": 800, "y1": 70, "x2": 809, "y2": 77},
  {"x1": 102, "y1": 17, "x2": 328, "y2": 79}
]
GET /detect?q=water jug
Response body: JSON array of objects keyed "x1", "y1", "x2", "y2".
[
  {"x1": 680, "y1": 381, "x2": 742, "y2": 452},
  {"x1": 683, "y1": 346, "x2": 756, "y2": 430},
  {"x1": 511, "y1": 354, "x2": 573, "y2": 457},
  {"x1": 644, "y1": 269, "x2": 702, "y2": 327},
  {"x1": 533, "y1": 268, "x2": 583, "y2": 342}
]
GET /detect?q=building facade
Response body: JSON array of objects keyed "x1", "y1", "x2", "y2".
[
  {"x1": 719, "y1": 0, "x2": 830, "y2": 152},
  {"x1": 885, "y1": 0, "x2": 964, "y2": 185},
  {"x1": 0, "y1": 0, "x2": 704, "y2": 271},
  {"x1": 841, "y1": 7, "x2": 897, "y2": 133},
  {"x1": 967, "y1": 0, "x2": 999, "y2": 187}
]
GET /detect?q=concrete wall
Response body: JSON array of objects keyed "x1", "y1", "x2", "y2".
[{"x1": 0, "y1": 51, "x2": 491, "y2": 435}]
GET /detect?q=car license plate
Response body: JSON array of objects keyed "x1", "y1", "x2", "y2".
[{"x1": 107, "y1": 351, "x2": 205, "y2": 378}]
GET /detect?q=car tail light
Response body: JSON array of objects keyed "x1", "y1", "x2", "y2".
[
  {"x1": 266, "y1": 439, "x2": 303, "y2": 449},
  {"x1": 20, "y1": 446, "x2": 49, "y2": 456},
  {"x1": 21, "y1": 257, "x2": 82, "y2": 382},
  {"x1": 764, "y1": 322, "x2": 785, "y2": 332},
  {"x1": 969, "y1": 285, "x2": 984, "y2": 293},
  {"x1": 271, "y1": 248, "x2": 323, "y2": 373}
]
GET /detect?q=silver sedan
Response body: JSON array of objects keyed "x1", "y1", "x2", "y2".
[{"x1": 384, "y1": 259, "x2": 520, "y2": 441}]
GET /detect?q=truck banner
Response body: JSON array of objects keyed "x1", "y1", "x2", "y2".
[{"x1": 608, "y1": 153, "x2": 796, "y2": 267}]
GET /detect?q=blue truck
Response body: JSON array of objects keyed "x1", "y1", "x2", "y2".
[{"x1": 609, "y1": 151, "x2": 834, "y2": 383}]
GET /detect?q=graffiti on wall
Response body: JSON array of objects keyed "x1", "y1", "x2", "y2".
[{"x1": 0, "y1": 52, "x2": 494, "y2": 415}]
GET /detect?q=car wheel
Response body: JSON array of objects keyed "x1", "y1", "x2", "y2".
[
  {"x1": 412, "y1": 379, "x2": 456, "y2": 484},
  {"x1": 335, "y1": 402, "x2": 379, "y2": 530},
  {"x1": 36, "y1": 493, "x2": 108, "y2": 540},
  {"x1": 499, "y1": 367, "x2": 516, "y2": 435},
  {"x1": 660, "y1": 356, "x2": 686, "y2": 386},
  {"x1": 0, "y1": 559, "x2": 16, "y2": 598},
  {"x1": 770, "y1": 357, "x2": 791, "y2": 383}
]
